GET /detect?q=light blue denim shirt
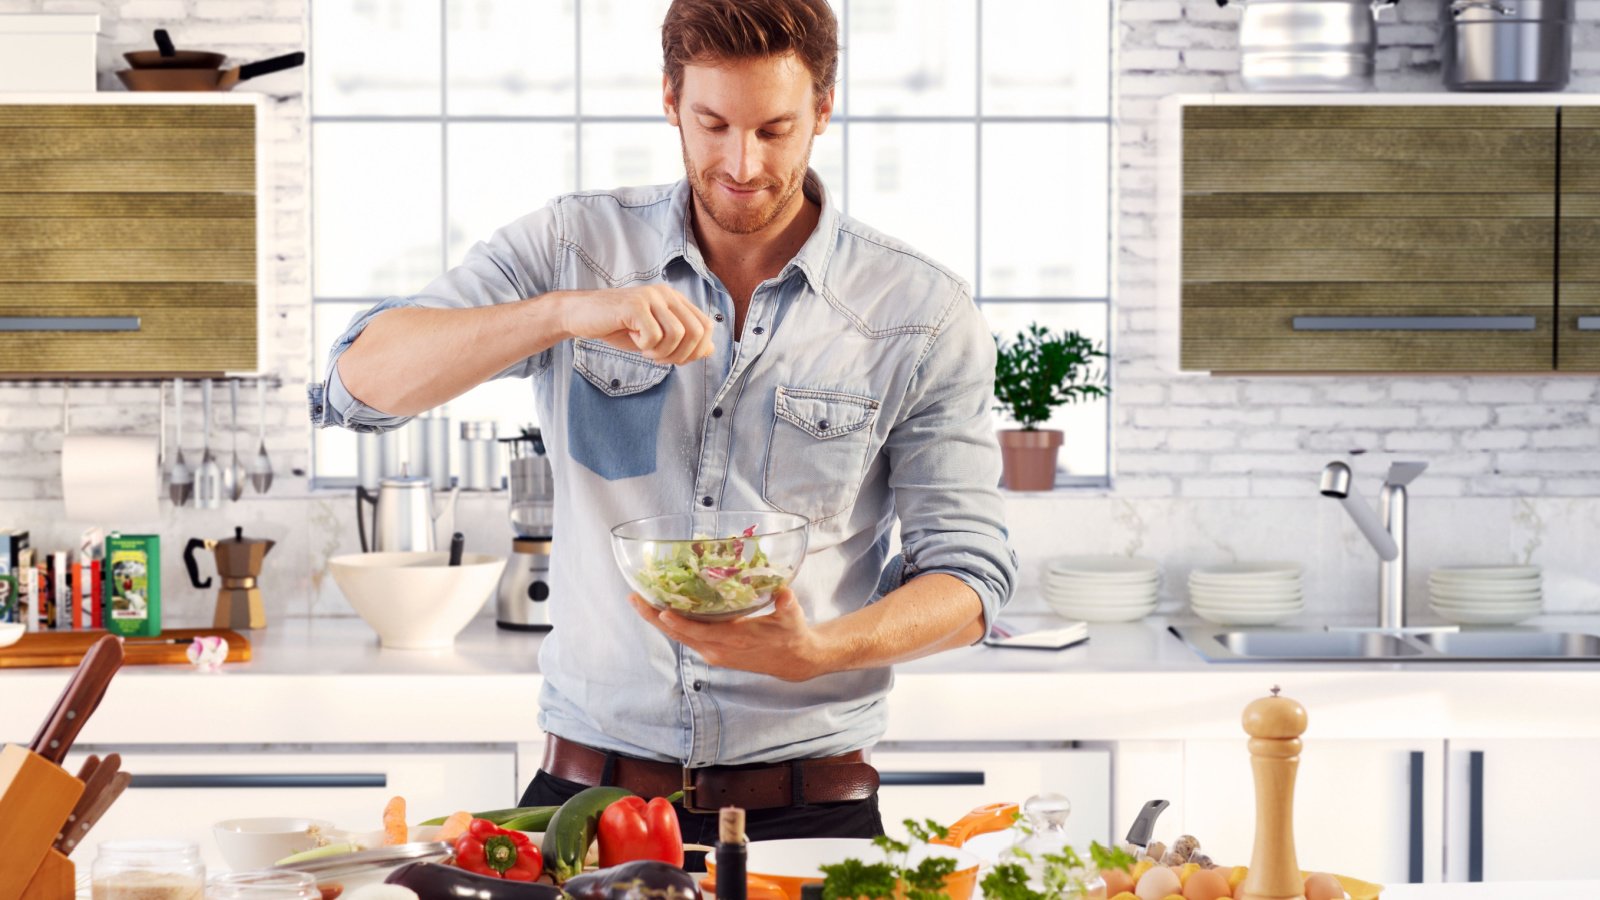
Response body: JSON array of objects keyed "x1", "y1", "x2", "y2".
[{"x1": 310, "y1": 170, "x2": 1017, "y2": 766}]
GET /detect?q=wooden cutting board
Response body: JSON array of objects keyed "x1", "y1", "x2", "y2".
[{"x1": 0, "y1": 629, "x2": 251, "y2": 668}]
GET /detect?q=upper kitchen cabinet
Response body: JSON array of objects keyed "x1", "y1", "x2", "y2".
[
  {"x1": 0, "y1": 94, "x2": 261, "y2": 377},
  {"x1": 1177, "y1": 102, "x2": 1557, "y2": 374},
  {"x1": 1559, "y1": 107, "x2": 1600, "y2": 371}
]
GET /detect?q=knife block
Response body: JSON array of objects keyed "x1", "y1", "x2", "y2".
[{"x1": 0, "y1": 744, "x2": 84, "y2": 900}]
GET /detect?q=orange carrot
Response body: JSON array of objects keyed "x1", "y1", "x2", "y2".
[
  {"x1": 435, "y1": 810, "x2": 473, "y2": 843},
  {"x1": 382, "y1": 795, "x2": 408, "y2": 846}
]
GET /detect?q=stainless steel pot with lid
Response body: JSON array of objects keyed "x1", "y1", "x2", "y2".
[
  {"x1": 1218, "y1": 0, "x2": 1399, "y2": 92},
  {"x1": 1445, "y1": 0, "x2": 1574, "y2": 91}
]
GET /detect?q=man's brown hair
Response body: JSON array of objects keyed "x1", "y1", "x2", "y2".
[{"x1": 662, "y1": 0, "x2": 839, "y2": 109}]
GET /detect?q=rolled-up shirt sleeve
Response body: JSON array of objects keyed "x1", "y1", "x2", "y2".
[
  {"x1": 881, "y1": 281, "x2": 1019, "y2": 637},
  {"x1": 309, "y1": 202, "x2": 563, "y2": 432}
]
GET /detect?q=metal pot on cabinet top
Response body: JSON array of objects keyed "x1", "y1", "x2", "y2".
[
  {"x1": 1445, "y1": 0, "x2": 1574, "y2": 91},
  {"x1": 1217, "y1": 0, "x2": 1399, "y2": 92},
  {"x1": 184, "y1": 526, "x2": 275, "y2": 630}
]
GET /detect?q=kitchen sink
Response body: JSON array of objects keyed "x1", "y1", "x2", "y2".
[
  {"x1": 1412, "y1": 630, "x2": 1600, "y2": 659},
  {"x1": 1212, "y1": 630, "x2": 1422, "y2": 660},
  {"x1": 1172, "y1": 626, "x2": 1600, "y2": 663}
]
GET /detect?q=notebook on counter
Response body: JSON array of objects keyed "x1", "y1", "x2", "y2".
[{"x1": 984, "y1": 616, "x2": 1089, "y2": 651}]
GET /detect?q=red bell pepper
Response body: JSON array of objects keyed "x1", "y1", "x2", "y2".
[
  {"x1": 454, "y1": 817, "x2": 543, "y2": 881},
  {"x1": 597, "y1": 796, "x2": 684, "y2": 868}
]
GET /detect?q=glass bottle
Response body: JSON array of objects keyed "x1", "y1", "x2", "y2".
[
  {"x1": 998, "y1": 793, "x2": 1107, "y2": 900},
  {"x1": 92, "y1": 839, "x2": 205, "y2": 900}
]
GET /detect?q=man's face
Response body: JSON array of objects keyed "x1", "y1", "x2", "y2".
[{"x1": 666, "y1": 54, "x2": 833, "y2": 236}]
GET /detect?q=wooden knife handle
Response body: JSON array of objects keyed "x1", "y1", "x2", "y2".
[
  {"x1": 56, "y1": 753, "x2": 119, "y2": 852},
  {"x1": 59, "y1": 770, "x2": 131, "y2": 857},
  {"x1": 32, "y1": 635, "x2": 124, "y2": 764}
]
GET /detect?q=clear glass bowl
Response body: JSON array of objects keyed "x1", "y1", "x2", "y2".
[{"x1": 611, "y1": 511, "x2": 808, "y2": 622}]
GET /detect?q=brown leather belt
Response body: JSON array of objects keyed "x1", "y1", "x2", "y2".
[{"x1": 542, "y1": 734, "x2": 880, "y2": 814}]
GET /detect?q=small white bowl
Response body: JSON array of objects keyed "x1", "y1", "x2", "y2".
[
  {"x1": 213, "y1": 817, "x2": 335, "y2": 871},
  {"x1": 329, "y1": 552, "x2": 505, "y2": 649},
  {"x1": 0, "y1": 622, "x2": 23, "y2": 648}
]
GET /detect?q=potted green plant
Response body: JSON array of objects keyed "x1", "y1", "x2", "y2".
[{"x1": 992, "y1": 323, "x2": 1109, "y2": 491}]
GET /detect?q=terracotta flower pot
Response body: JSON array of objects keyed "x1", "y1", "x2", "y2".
[{"x1": 998, "y1": 429, "x2": 1063, "y2": 491}]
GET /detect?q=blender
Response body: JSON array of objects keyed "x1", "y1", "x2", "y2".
[{"x1": 496, "y1": 428, "x2": 554, "y2": 631}]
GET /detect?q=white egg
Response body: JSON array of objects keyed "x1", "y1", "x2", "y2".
[{"x1": 1135, "y1": 865, "x2": 1182, "y2": 900}]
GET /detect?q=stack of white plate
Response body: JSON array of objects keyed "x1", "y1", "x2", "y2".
[
  {"x1": 1041, "y1": 555, "x2": 1161, "y2": 622},
  {"x1": 1188, "y1": 562, "x2": 1304, "y2": 626},
  {"x1": 1429, "y1": 565, "x2": 1542, "y2": 625}
]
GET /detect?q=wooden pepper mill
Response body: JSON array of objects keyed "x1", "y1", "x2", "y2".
[{"x1": 1238, "y1": 686, "x2": 1309, "y2": 900}]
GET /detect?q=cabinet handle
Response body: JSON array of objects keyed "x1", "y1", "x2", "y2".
[
  {"x1": 1577, "y1": 317, "x2": 1600, "y2": 331},
  {"x1": 1408, "y1": 751, "x2": 1424, "y2": 884},
  {"x1": 0, "y1": 316, "x2": 141, "y2": 332},
  {"x1": 129, "y1": 774, "x2": 387, "y2": 789},
  {"x1": 1468, "y1": 750, "x2": 1484, "y2": 882},
  {"x1": 1292, "y1": 316, "x2": 1536, "y2": 332},
  {"x1": 878, "y1": 771, "x2": 985, "y2": 787}
]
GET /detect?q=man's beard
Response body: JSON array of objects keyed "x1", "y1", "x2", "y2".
[{"x1": 681, "y1": 131, "x2": 813, "y2": 236}]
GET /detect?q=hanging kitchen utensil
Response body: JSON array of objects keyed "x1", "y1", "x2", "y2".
[
  {"x1": 169, "y1": 379, "x2": 193, "y2": 507},
  {"x1": 116, "y1": 51, "x2": 305, "y2": 92},
  {"x1": 250, "y1": 378, "x2": 274, "y2": 494},
  {"x1": 28, "y1": 634, "x2": 124, "y2": 765},
  {"x1": 122, "y1": 28, "x2": 228, "y2": 69},
  {"x1": 196, "y1": 379, "x2": 223, "y2": 510},
  {"x1": 226, "y1": 379, "x2": 247, "y2": 502}
]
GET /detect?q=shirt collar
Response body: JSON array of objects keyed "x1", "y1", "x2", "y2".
[{"x1": 662, "y1": 168, "x2": 839, "y2": 295}]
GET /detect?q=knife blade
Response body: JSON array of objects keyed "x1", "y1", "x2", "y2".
[
  {"x1": 58, "y1": 769, "x2": 131, "y2": 857},
  {"x1": 29, "y1": 634, "x2": 125, "y2": 765}
]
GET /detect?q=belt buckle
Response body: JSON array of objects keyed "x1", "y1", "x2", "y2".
[{"x1": 681, "y1": 765, "x2": 714, "y2": 814}]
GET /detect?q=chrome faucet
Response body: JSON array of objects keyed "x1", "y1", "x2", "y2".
[{"x1": 1319, "y1": 460, "x2": 1428, "y2": 630}]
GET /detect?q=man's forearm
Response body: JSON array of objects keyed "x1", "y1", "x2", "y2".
[
  {"x1": 811, "y1": 573, "x2": 985, "y2": 674},
  {"x1": 338, "y1": 293, "x2": 571, "y2": 417}
]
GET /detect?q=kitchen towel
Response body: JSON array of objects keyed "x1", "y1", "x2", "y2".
[{"x1": 61, "y1": 434, "x2": 160, "y2": 524}]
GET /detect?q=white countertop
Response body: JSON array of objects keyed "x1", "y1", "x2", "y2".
[{"x1": 5, "y1": 609, "x2": 1600, "y2": 745}]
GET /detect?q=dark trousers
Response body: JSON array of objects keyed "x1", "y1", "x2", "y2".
[{"x1": 519, "y1": 769, "x2": 885, "y2": 849}]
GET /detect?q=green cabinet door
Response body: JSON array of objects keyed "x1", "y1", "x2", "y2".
[{"x1": 1181, "y1": 105, "x2": 1556, "y2": 373}]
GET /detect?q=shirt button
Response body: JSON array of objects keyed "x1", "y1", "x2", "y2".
[
  {"x1": 818, "y1": 419, "x2": 830, "y2": 431},
  {"x1": 692, "y1": 680, "x2": 704, "y2": 691},
  {"x1": 609, "y1": 378, "x2": 621, "y2": 388},
  {"x1": 752, "y1": 326, "x2": 765, "y2": 335},
  {"x1": 711, "y1": 407, "x2": 723, "y2": 418},
  {"x1": 701, "y1": 496, "x2": 714, "y2": 507},
  {"x1": 714, "y1": 313, "x2": 725, "y2": 323}
]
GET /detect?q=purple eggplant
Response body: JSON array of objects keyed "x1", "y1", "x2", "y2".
[
  {"x1": 561, "y1": 861, "x2": 702, "y2": 900},
  {"x1": 385, "y1": 862, "x2": 567, "y2": 900}
]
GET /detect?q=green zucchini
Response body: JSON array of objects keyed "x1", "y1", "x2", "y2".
[
  {"x1": 541, "y1": 785, "x2": 633, "y2": 882},
  {"x1": 499, "y1": 806, "x2": 559, "y2": 832}
]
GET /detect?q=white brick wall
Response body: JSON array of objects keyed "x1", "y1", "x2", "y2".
[
  {"x1": 1117, "y1": 0, "x2": 1600, "y2": 499},
  {"x1": 0, "y1": 0, "x2": 310, "y2": 503},
  {"x1": 3, "y1": 1, "x2": 1600, "y2": 624}
]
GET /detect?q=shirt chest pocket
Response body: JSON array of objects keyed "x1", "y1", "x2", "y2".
[
  {"x1": 763, "y1": 385, "x2": 881, "y2": 523},
  {"x1": 567, "y1": 339, "x2": 672, "y2": 480}
]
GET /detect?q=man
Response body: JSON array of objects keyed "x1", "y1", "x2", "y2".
[{"x1": 311, "y1": 0, "x2": 1016, "y2": 843}]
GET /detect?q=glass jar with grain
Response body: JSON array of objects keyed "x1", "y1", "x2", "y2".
[{"x1": 92, "y1": 839, "x2": 205, "y2": 900}]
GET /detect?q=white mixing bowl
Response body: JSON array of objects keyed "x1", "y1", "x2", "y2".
[{"x1": 328, "y1": 551, "x2": 504, "y2": 649}]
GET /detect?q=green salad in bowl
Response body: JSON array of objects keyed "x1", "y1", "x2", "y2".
[{"x1": 611, "y1": 511, "x2": 808, "y2": 621}]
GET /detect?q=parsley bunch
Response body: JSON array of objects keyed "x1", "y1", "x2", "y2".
[{"x1": 819, "y1": 819, "x2": 956, "y2": 900}]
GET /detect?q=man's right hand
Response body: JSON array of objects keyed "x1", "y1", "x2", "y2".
[{"x1": 558, "y1": 285, "x2": 715, "y2": 366}]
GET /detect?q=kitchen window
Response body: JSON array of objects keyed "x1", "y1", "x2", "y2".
[{"x1": 310, "y1": 0, "x2": 1113, "y2": 487}]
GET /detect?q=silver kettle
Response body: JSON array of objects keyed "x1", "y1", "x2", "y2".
[{"x1": 357, "y1": 474, "x2": 460, "y2": 552}]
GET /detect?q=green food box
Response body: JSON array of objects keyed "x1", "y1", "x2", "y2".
[{"x1": 104, "y1": 533, "x2": 160, "y2": 637}]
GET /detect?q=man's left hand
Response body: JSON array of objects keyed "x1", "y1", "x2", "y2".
[{"x1": 628, "y1": 589, "x2": 829, "y2": 682}]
